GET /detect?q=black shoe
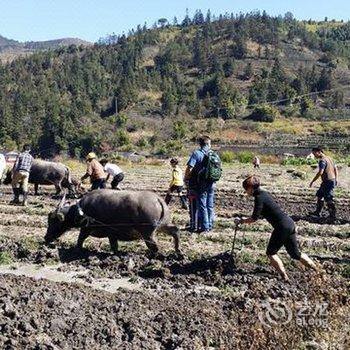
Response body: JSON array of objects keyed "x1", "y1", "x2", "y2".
[{"x1": 196, "y1": 228, "x2": 211, "y2": 234}]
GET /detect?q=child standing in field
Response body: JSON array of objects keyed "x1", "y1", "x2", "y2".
[{"x1": 165, "y1": 158, "x2": 188, "y2": 209}]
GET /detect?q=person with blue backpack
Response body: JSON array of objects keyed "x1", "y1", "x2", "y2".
[{"x1": 184, "y1": 136, "x2": 222, "y2": 233}]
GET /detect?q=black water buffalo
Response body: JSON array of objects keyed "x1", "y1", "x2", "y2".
[
  {"x1": 45, "y1": 190, "x2": 181, "y2": 254},
  {"x1": 5, "y1": 159, "x2": 75, "y2": 195}
]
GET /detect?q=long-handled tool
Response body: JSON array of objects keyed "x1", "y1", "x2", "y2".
[{"x1": 230, "y1": 222, "x2": 245, "y2": 265}]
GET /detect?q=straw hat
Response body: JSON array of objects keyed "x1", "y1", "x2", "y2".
[{"x1": 86, "y1": 152, "x2": 96, "y2": 160}]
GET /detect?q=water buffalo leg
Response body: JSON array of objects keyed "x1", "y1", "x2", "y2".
[
  {"x1": 108, "y1": 236, "x2": 119, "y2": 254},
  {"x1": 76, "y1": 229, "x2": 89, "y2": 249},
  {"x1": 55, "y1": 183, "x2": 62, "y2": 195},
  {"x1": 162, "y1": 225, "x2": 181, "y2": 253},
  {"x1": 34, "y1": 183, "x2": 39, "y2": 195},
  {"x1": 144, "y1": 232, "x2": 159, "y2": 253}
]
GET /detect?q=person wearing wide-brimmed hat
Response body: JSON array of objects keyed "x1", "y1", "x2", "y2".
[{"x1": 81, "y1": 152, "x2": 106, "y2": 190}]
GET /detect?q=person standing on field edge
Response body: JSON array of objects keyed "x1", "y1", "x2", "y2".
[
  {"x1": 0, "y1": 153, "x2": 6, "y2": 196},
  {"x1": 10, "y1": 144, "x2": 33, "y2": 206},
  {"x1": 309, "y1": 147, "x2": 338, "y2": 222},
  {"x1": 100, "y1": 159, "x2": 124, "y2": 190},
  {"x1": 81, "y1": 153, "x2": 106, "y2": 190},
  {"x1": 253, "y1": 155, "x2": 260, "y2": 169},
  {"x1": 165, "y1": 158, "x2": 188, "y2": 210},
  {"x1": 185, "y1": 136, "x2": 218, "y2": 233}
]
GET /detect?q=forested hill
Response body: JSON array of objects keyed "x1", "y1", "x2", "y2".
[
  {"x1": 0, "y1": 35, "x2": 91, "y2": 62},
  {"x1": 1, "y1": 11, "x2": 350, "y2": 157}
]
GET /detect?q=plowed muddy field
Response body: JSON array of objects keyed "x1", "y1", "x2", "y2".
[{"x1": 0, "y1": 163, "x2": 349, "y2": 349}]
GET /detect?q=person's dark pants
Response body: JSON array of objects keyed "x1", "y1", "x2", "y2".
[
  {"x1": 266, "y1": 222, "x2": 301, "y2": 260},
  {"x1": 111, "y1": 173, "x2": 124, "y2": 189},
  {"x1": 317, "y1": 180, "x2": 335, "y2": 202},
  {"x1": 188, "y1": 188, "x2": 198, "y2": 231},
  {"x1": 165, "y1": 185, "x2": 188, "y2": 209},
  {"x1": 197, "y1": 182, "x2": 215, "y2": 231},
  {"x1": 315, "y1": 180, "x2": 336, "y2": 218},
  {"x1": 91, "y1": 179, "x2": 106, "y2": 190}
]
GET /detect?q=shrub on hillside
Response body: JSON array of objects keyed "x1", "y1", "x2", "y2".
[
  {"x1": 136, "y1": 137, "x2": 149, "y2": 149},
  {"x1": 300, "y1": 97, "x2": 315, "y2": 117},
  {"x1": 260, "y1": 155, "x2": 280, "y2": 164},
  {"x1": 116, "y1": 130, "x2": 131, "y2": 146},
  {"x1": 115, "y1": 113, "x2": 128, "y2": 127},
  {"x1": 281, "y1": 157, "x2": 317, "y2": 166},
  {"x1": 220, "y1": 150, "x2": 235, "y2": 163},
  {"x1": 250, "y1": 105, "x2": 278, "y2": 122},
  {"x1": 172, "y1": 120, "x2": 188, "y2": 140},
  {"x1": 156, "y1": 140, "x2": 183, "y2": 157},
  {"x1": 235, "y1": 151, "x2": 254, "y2": 163}
]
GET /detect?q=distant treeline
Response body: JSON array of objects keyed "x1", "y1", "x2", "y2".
[{"x1": 0, "y1": 10, "x2": 349, "y2": 156}]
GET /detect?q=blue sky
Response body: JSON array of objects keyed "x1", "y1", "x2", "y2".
[{"x1": 0, "y1": 0, "x2": 349, "y2": 42}]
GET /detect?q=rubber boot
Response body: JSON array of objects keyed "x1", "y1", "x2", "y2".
[
  {"x1": 180, "y1": 195, "x2": 188, "y2": 210},
  {"x1": 10, "y1": 188, "x2": 20, "y2": 205},
  {"x1": 22, "y1": 192, "x2": 28, "y2": 207},
  {"x1": 309, "y1": 199, "x2": 324, "y2": 217},
  {"x1": 326, "y1": 201, "x2": 336, "y2": 223}
]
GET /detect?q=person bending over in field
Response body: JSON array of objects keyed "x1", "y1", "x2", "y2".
[
  {"x1": 235, "y1": 175, "x2": 317, "y2": 281},
  {"x1": 81, "y1": 153, "x2": 106, "y2": 190},
  {"x1": 100, "y1": 158, "x2": 124, "y2": 190}
]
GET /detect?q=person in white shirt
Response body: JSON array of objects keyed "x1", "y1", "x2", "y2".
[
  {"x1": 0, "y1": 153, "x2": 6, "y2": 196},
  {"x1": 253, "y1": 156, "x2": 260, "y2": 169},
  {"x1": 0, "y1": 153, "x2": 6, "y2": 182},
  {"x1": 100, "y1": 159, "x2": 124, "y2": 190}
]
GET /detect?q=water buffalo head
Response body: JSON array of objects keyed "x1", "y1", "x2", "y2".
[{"x1": 45, "y1": 193, "x2": 74, "y2": 244}]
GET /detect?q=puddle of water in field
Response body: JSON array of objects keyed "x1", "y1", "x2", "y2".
[{"x1": 0, "y1": 263, "x2": 142, "y2": 293}]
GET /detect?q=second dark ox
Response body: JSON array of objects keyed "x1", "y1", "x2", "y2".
[
  {"x1": 5, "y1": 159, "x2": 76, "y2": 195},
  {"x1": 45, "y1": 190, "x2": 181, "y2": 254}
]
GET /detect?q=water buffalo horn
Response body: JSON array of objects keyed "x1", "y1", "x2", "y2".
[{"x1": 56, "y1": 212, "x2": 65, "y2": 222}]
